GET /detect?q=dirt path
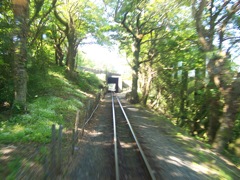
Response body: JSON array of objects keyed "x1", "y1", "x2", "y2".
[
  {"x1": 66, "y1": 93, "x2": 114, "y2": 179},
  {"x1": 66, "y1": 93, "x2": 240, "y2": 179}
]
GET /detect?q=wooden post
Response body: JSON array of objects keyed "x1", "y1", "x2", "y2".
[
  {"x1": 50, "y1": 124, "x2": 56, "y2": 178},
  {"x1": 75, "y1": 110, "x2": 80, "y2": 137},
  {"x1": 97, "y1": 92, "x2": 100, "y2": 102},
  {"x1": 87, "y1": 100, "x2": 91, "y2": 116},
  {"x1": 81, "y1": 110, "x2": 88, "y2": 137},
  {"x1": 72, "y1": 129, "x2": 75, "y2": 155},
  {"x1": 57, "y1": 125, "x2": 63, "y2": 174}
]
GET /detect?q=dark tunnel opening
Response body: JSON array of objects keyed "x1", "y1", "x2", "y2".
[{"x1": 107, "y1": 77, "x2": 119, "y2": 92}]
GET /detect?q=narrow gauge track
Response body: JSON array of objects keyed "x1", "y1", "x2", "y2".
[{"x1": 111, "y1": 93, "x2": 156, "y2": 180}]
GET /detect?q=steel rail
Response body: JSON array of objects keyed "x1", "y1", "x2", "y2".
[
  {"x1": 112, "y1": 93, "x2": 120, "y2": 180},
  {"x1": 116, "y1": 96, "x2": 156, "y2": 180}
]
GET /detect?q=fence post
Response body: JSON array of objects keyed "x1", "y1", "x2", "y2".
[
  {"x1": 75, "y1": 110, "x2": 80, "y2": 136},
  {"x1": 57, "y1": 125, "x2": 63, "y2": 174},
  {"x1": 72, "y1": 129, "x2": 75, "y2": 155},
  {"x1": 50, "y1": 124, "x2": 56, "y2": 178},
  {"x1": 81, "y1": 110, "x2": 88, "y2": 136},
  {"x1": 87, "y1": 100, "x2": 91, "y2": 115}
]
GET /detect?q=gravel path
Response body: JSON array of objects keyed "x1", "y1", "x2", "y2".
[
  {"x1": 66, "y1": 93, "x2": 240, "y2": 180},
  {"x1": 118, "y1": 94, "x2": 208, "y2": 179},
  {"x1": 67, "y1": 93, "x2": 114, "y2": 179}
]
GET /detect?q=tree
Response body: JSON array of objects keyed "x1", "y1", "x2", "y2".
[
  {"x1": 12, "y1": 0, "x2": 29, "y2": 112},
  {"x1": 52, "y1": 24, "x2": 65, "y2": 66},
  {"x1": 11, "y1": 0, "x2": 57, "y2": 112},
  {"x1": 54, "y1": 0, "x2": 107, "y2": 75},
  {"x1": 192, "y1": 0, "x2": 240, "y2": 152},
  {"x1": 0, "y1": 1, "x2": 15, "y2": 108},
  {"x1": 113, "y1": 0, "x2": 179, "y2": 103},
  {"x1": 139, "y1": 30, "x2": 168, "y2": 106}
]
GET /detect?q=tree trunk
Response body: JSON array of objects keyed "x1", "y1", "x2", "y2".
[
  {"x1": 55, "y1": 43, "x2": 64, "y2": 66},
  {"x1": 66, "y1": 40, "x2": 77, "y2": 71},
  {"x1": 141, "y1": 65, "x2": 154, "y2": 106},
  {"x1": 191, "y1": 66, "x2": 208, "y2": 135},
  {"x1": 206, "y1": 56, "x2": 224, "y2": 143},
  {"x1": 206, "y1": 79, "x2": 221, "y2": 143},
  {"x1": 211, "y1": 57, "x2": 240, "y2": 152},
  {"x1": 178, "y1": 68, "x2": 188, "y2": 126},
  {"x1": 130, "y1": 68, "x2": 139, "y2": 103},
  {"x1": 213, "y1": 90, "x2": 234, "y2": 152},
  {"x1": 207, "y1": 97, "x2": 221, "y2": 143},
  {"x1": 66, "y1": 24, "x2": 77, "y2": 73},
  {"x1": 54, "y1": 9, "x2": 78, "y2": 73},
  {"x1": 130, "y1": 39, "x2": 141, "y2": 104},
  {"x1": 12, "y1": 0, "x2": 29, "y2": 112},
  {"x1": 55, "y1": 44, "x2": 59, "y2": 65},
  {"x1": 142, "y1": 76, "x2": 152, "y2": 106}
]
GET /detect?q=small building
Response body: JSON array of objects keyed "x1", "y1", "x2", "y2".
[{"x1": 107, "y1": 73, "x2": 122, "y2": 93}]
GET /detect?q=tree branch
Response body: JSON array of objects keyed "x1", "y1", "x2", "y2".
[
  {"x1": 121, "y1": 12, "x2": 137, "y2": 39},
  {"x1": 54, "y1": 5, "x2": 68, "y2": 27},
  {"x1": 28, "y1": 0, "x2": 44, "y2": 26},
  {"x1": 29, "y1": 0, "x2": 57, "y2": 46}
]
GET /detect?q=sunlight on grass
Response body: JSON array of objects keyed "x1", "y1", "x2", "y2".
[
  {"x1": 0, "y1": 64, "x2": 104, "y2": 179},
  {"x1": 0, "y1": 95, "x2": 85, "y2": 143},
  {"x1": 12, "y1": 124, "x2": 24, "y2": 133},
  {"x1": 0, "y1": 65, "x2": 103, "y2": 180},
  {"x1": 75, "y1": 88, "x2": 94, "y2": 98},
  {"x1": 157, "y1": 154, "x2": 232, "y2": 179},
  {"x1": 48, "y1": 71, "x2": 70, "y2": 85},
  {"x1": 184, "y1": 145, "x2": 237, "y2": 179},
  {"x1": 168, "y1": 129, "x2": 239, "y2": 179}
]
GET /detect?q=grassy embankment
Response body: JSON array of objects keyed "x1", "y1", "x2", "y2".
[
  {"x1": 150, "y1": 114, "x2": 240, "y2": 179},
  {"x1": 0, "y1": 65, "x2": 103, "y2": 178}
]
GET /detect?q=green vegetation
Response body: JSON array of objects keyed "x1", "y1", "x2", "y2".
[
  {"x1": 0, "y1": 64, "x2": 103, "y2": 178},
  {"x1": 108, "y1": 0, "x2": 240, "y2": 156},
  {"x1": 149, "y1": 114, "x2": 240, "y2": 178},
  {"x1": 0, "y1": 0, "x2": 240, "y2": 178},
  {"x1": 0, "y1": 1, "x2": 106, "y2": 178},
  {"x1": 0, "y1": 65, "x2": 102, "y2": 144},
  {"x1": 6, "y1": 156, "x2": 22, "y2": 180}
]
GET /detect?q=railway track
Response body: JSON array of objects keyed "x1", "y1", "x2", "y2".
[{"x1": 111, "y1": 93, "x2": 156, "y2": 180}]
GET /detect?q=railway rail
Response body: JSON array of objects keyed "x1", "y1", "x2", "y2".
[{"x1": 111, "y1": 92, "x2": 156, "y2": 180}]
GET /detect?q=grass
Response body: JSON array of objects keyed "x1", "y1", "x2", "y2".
[
  {"x1": 0, "y1": 97, "x2": 66, "y2": 143},
  {"x1": 6, "y1": 156, "x2": 22, "y2": 180},
  {"x1": 131, "y1": 96, "x2": 240, "y2": 179},
  {"x1": 0, "y1": 64, "x2": 103, "y2": 178},
  {"x1": 0, "y1": 65, "x2": 102, "y2": 144},
  {"x1": 145, "y1": 110, "x2": 240, "y2": 179}
]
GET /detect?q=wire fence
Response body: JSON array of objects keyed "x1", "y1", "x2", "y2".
[{"x1": 14, "y1": 91, "x2": 105, "y2": 179}]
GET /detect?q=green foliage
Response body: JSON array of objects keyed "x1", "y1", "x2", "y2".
[
  {"x1": 78, "y1": 71, "x2": 104, "y2": 93},
  {"x1": 0, "y1": 58, "x2": 14, "y2": 111},
  {"x1": 233, "y1": 114, "x2": 240, "y2": 140},
  {"x1": 0, "y1": 3, "x2": 15, "y2": 110},
  {"x1": 34, "y1": 146, "x2": 48, "y2": 163},
  {"x1": 0, "y1": 97, "x2": 64, "y2": 143},
  {"x1": 6, "y1": 157, "x2": 22, "y2": 180},
  {"x1": 0, "y1": 64, "x2": 103, "y2": 144}
]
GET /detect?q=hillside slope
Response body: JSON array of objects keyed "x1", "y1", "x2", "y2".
[{"x1": 0, "y1": 65, "x2": 104, "y2": 179}]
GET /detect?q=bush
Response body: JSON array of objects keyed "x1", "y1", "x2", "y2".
[
  {"x1": 78, "y1": 71, "x2": 103, "y2": 93},
  {"x1": 0, "y1": 64, "x2": 102, "y2": 144}
]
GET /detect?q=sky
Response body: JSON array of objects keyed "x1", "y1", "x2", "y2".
[
  {"x1": 80, "y1": 42, "x2": 240, "y2": 74},
  {"x1": 80, "y1": 44, "x2": 130, "y2": 74}
]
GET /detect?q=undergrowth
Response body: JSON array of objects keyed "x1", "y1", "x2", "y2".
[{"x1": 0, "y1": 65, "x2": 103, "y2": 144}]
